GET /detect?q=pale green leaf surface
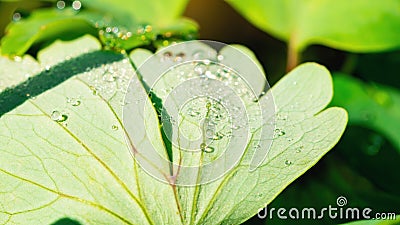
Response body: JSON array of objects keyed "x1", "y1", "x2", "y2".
[
  {"x1": 0, "y1": 38, "x2": 347, "y2": 225},
  {"x1": 0, "y1": 36, "x2": 180, "y2": 225},
  {"x1": 186, "y1": 64, "x2": 347, "y2": 224},
  {"x1": 226, "y1": 0, "x2": 400, "y2": 52},
  {"x1": 129, "y1": 44, "x2": 347, "y2": 224},
  {"x1": 331, "y1": 74, "x2": 400, "y2": 152}
]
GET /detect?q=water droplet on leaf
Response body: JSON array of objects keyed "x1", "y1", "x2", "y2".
[
  {"x1": 56, "y1": 1, "x2": 65, "y2": 9},
  {"x1": 200, "y1": 143, "x2": 214, "y2": 153},
  {"x1": 12, "y1": 12, "x2": 21, "y2": 22},
  {"x1": 51, "y1": 110, "x2": 68, "y2": 122},
  {"x1": 111, "y1": 125, "x2": 118, "y2": 131},
  {"x1": 194, "y1": 63, "x2": 207, "y2": 75},
  {"x1": 274, "y1": 128, "x2": 285, "y2": 137},
  {"x1": 72, "y1": 0, "x2": 82, "y2": 10}
]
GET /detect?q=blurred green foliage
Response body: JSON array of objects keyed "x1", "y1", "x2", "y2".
[
  {"x1": 0, "y1": 0, "x2": 399, "y2": 224},
  {"x1": 0, "y1": 0, "x2": 198, "y2": 56},
  {"x1": 226, "y1": 0, "x2": 400, "y2": 53}
]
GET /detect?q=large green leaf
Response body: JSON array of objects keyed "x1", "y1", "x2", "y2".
[
  {"x1": 331, "y1": 74, "x2": 400, "y2": 152},
  {"x1": 0, "y1": 37, "x2": 347, "y2": 224},
  {"x1": 226, "y1": 0, "x2": 400, "y2": 53}
]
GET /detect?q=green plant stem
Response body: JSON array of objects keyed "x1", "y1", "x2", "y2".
[{"x1": 286, "y1": 38, "x2": 300, "y2": 72}]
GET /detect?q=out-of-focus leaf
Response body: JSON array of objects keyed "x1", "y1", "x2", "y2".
[
  {"x1": 354, "y1": 50, "x2": 400, "y2": 89},
  {"x1": 331, "y1": 74, "x2": 400, "y2": 152},
  {"x1": 0, "y1": 0, "x2": 198, "y2": 55},
  {"x1": 0, "y1": 8, "x2": 103, "y2": 56},
  {"x1": 226, "y1": 0, "x2": 400, "y2": 52},
  {"x1": 79, "y1": 0, "x2": 190, "y2": 28}
]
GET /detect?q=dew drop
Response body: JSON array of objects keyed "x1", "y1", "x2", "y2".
[
  {"x1": 56, "y1": 0, "x2": 65, "y2": 9},
  {"x1": 72, "y1": 99, "x2": 81, "y2": 106},
  {"x1": 72, "y1": 0, "x2": 82, "y2": 10},
  {"x1": 296, "y1": 146, "x2": 304, "y2": 153},
  {"x1": 51, "y1": 111, "x2": 68, "y2": 122},
  {"x1": 274, "y1": 128, "x2": 285, "y2": 137},
  {"x1": 200, "y1": 143, "x2": 214, "y2": 153},
  {"x1": 12, "y1": 12, "x2": 21, "y2": 22},
  {"x1": 284, "y1": 160, "x2": 292, "y2": 166},
  {"x1": 194, "y1": 63, "x2": 207, "y2": 75},
  {"x1": 111, "y1": 125, "x2": 119, "y2": 131},
  {"x1": 112, "y1": 27, "x2": 119, "y2": 34},
  {"x1": 175, "y1": 52, "x2": 185, "y2": 62},
  {"x1": 163, "y1": 51, "x2": 173, "y2": 61},
  {"x1": 212, "y1": 132, "x2": 224, "y2": 140},
  {"x1": 217, "y1": 54, "x2": 224, "y2": 61},
  {"x1": 102, "y1": 72, "x2": 116, "y2": 82}
]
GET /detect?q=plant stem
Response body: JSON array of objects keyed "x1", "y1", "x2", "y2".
[{"x1": 286, "y1": 37, "x2": 299, "y2": 72}]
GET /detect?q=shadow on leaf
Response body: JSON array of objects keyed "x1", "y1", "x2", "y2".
[{"x1": 0, "y1": 50, "x2": 124, "y2": 117}]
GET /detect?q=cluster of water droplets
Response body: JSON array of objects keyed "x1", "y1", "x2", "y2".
[
  {"x1": 84, "y1": 59, "x2": 131, "y2": 101},
  {"x1": 55, "y1": 1, "x2": 82, "y2": 10},
  {"x1": 149, "y1": 50, "x2": 263, "y2": 156},
  {"x1": 98, "y1": 24, "x2": 154, "y2": 51}
]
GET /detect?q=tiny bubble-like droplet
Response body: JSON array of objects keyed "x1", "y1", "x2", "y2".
[
  {"x1": 51, "y1": 111, "x2": 68, "y2": 122},
  {"x1": 213, "y1": 132, "x2": 224, "y2": 140},
  {"x1": 72, "y1": 0, "x2": 82, "y2": 10},
  {"x1": 284, "y1": 160, "x2": 292, "y2": 166},
  {"x1": 72, "y1": 100, "x2": 81, "y2": 106},
  {"x1": 200, "y1": 143, "x2": 214, "y2": 153},
  {"x1": 56, "y1": 1, "x2": 66, "y2": 9},
  {"x1": 275, "y1": 128, "x2": 285, "y2": 137},
  {"x1": 194, "y1": 63, "x2": 207, "y2": 75},
  {"x1": 296, "y1": 146, "x2": 304, "y2": 153},
  {"x1": 111, "y1": 125, "x2": 118, "y2": 131},
  {"x1": 12, "y1": 12, "x2": 21, "y2": 22}
]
